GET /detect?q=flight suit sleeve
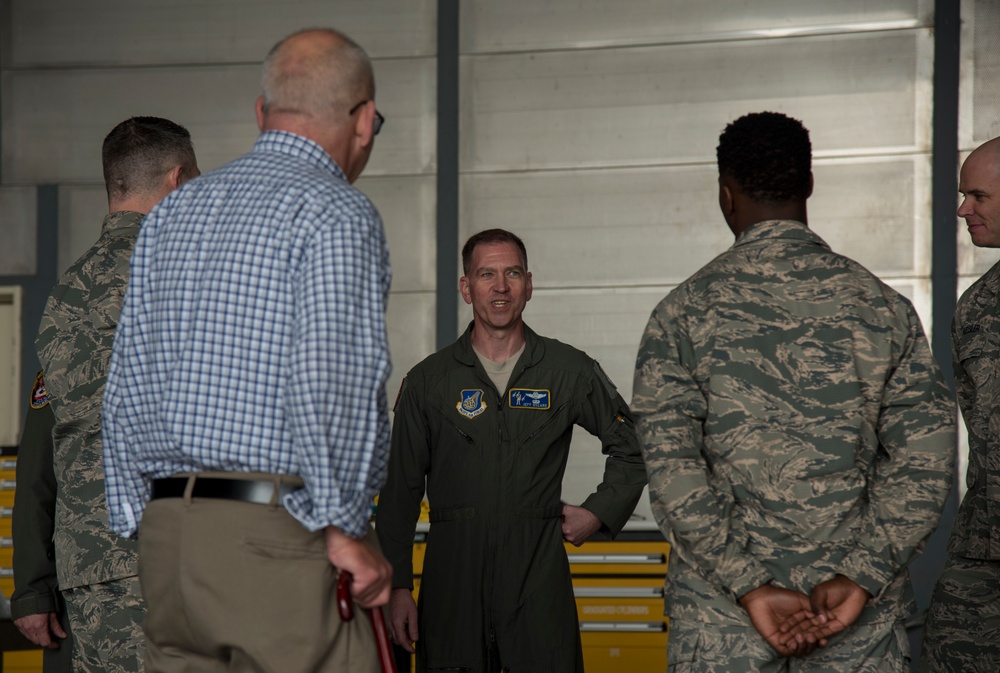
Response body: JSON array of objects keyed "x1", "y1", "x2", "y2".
[
  {"x1": 376, "y1": 376, "x2": 430, "y2": 590},
  {"x1": 577, "y1": 360, "x2": 648, "y2": 537},
  {"x1": 837, "y1": 305, "x2": 957, "y2": 597},
  {"x1": 632, "y1": 298, "x2": 773, "y2": 600},
  {"x1": 10, "y1": 399, "x2": 61, "y2": 620}
]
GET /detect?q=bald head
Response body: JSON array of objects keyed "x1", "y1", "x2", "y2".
[
  {"x1": 260, "y1": 28, "x2": 374, "y2": 125},
  {"x1": 966, "y1": 137, "x2": 1000, "y2": 170},
  {"x1": 959, "y1": 136, "x2": 1000, "y2": 248}
]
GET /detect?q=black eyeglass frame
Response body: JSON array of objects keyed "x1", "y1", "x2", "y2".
[{"x1": 349, "y1": 100, "x2": 384, "y2": 136}]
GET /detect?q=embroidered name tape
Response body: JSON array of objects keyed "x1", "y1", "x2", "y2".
[{"x1": 508, "y1": 389, "x2": 550, "y2": 409}]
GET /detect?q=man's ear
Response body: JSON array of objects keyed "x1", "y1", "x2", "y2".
[
  {"x1": 167, "y1": 164, "x2": 186, "y2": 191},
  {"x1": 354, "y1": 100, "x2": 376, "y2": 148},
  {"x1": 255, "y1": 96, "x2": 266, "y2": 132},
  {"x1": 718, "y1": 182, "x2": 735, "y2": 219},
  {"x1": 806, "y1": 171, "x2": 815, "y2": 198},
  {"x1": 459, "y1": 275, "x2": 472, "y2": 305}
]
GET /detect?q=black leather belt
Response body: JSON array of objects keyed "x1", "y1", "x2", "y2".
[{"x1": 150, "y1": 477, "x2": 299, "y2": 505}]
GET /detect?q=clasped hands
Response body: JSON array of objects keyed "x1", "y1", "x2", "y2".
[{"x1": 738, "y1": 575, "x2": 870, "y2": 658}]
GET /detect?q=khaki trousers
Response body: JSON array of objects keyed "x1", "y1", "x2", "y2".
[{"x1": 138, "y1": 490, "x2": 379, "y2": 673}]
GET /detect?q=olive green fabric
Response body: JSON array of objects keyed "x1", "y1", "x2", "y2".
[
  {"x1": 11, "y1": 396, "x2": 74, "y2": 673},
  {"x1": 377, "y1": 324, "x2": 647, "y2": 672}
]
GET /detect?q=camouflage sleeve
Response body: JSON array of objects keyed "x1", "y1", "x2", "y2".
[
  {"x1": 578, "y1": 362, "x2": 648, "y2": 537},
  {"x1": 632, "y1": 298, "x2": 772, "y2": 599},
  {"x1": 10, "y1": 401, "x2": 61, "y2": 619},
  {"x1": 838, "y1": 306, "x2": 956, "y2": 597},
  {"x1": 375, "y1": 377, "x2": 428, "y2": 590}
]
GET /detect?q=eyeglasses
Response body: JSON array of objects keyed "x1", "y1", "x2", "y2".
[{"x1": 349, "y1": 100, "x2": 385, "y2": 136}]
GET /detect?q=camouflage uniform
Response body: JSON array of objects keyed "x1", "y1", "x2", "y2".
[
  {"x1": 633, "y1": 220, "x2": 956, "y2": 672},
  {"x1": 920, "y1": 259, "x2": 1000, "y2": 673},
  {"x1": 35, "y1": 211, "x2": 145, "y2": 673}
]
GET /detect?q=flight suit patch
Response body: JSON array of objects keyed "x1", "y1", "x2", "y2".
[
  {"x1": 508, "y1": 389, "x2": 550, "y2": 409},
  {"x1": 457, "y1": 389, "x2": 487, "y2": 418},
  {"x1": 30, "y1": 370, "x2": 49, "y2": 409}
]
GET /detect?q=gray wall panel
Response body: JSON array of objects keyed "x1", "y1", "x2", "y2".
[
  {"x1": 386, "y1": 291, "x2": 435, "y2": 412},
  {"x1": 0, "y1": 186, "x2": 37, "y2": 275},
  {"x1": 58, "y1": 185, "x2": 106, "y2": 277},
  {"x1": 462, "y1": 157, "x2": 928, "y2": 288},
  {"x1": 8, "y1": 0, "x2": 436, "y2": 66},
  {"x1": 2, "y1": 58, "x2": 435, "y2": 183},
  {"x1": 355, "y1": 175, "x2": 437, "y2": 293},
  {"x1": 462, "y1": 30, "x2": 930, "y2": 173},
  {"x1": 463, "y1": 0, "x2": 926, "y2": 53}
]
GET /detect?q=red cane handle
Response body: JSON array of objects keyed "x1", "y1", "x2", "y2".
[{"x1": 336, "y1": 570, "x2": 354, "y2": 622}]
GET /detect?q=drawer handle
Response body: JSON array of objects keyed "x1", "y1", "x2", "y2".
[
  {"x1": 580, "y1": 621, "x2": 666, "y2": 633},
  {"x1": 568, "y1": 553, "x2": 665, "y2": 564},
  {"x1": 574, "y1": 587, "x2": 663, "y2": 598}
]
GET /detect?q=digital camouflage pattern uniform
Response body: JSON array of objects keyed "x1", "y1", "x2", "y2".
[
  {"x1": 633, "y1": 220, "x2": 956, "y2": 672},
  {"x1": 35, "y1": 210, "x2": 145, "y2": 673},
  {"x1": 11, "y1": 377, "x2": 73, "y2": 673},
  {"x1": 920, "y1": 259, "x2": 1000, "y2": 673},
  {"x1": 377, "y1": 323, "x2": 647, "y2": 673}
]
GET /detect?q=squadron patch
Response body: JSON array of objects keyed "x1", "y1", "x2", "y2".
[
  {"x1": 457, "y1": 389, "x2": 487, "y2": 418},
  {"x1": 30, "y1": 370, "x2": 49, "y2": 409},
  {"x1": 509, "y1": 389, "x2": 550, "y2": 410}
]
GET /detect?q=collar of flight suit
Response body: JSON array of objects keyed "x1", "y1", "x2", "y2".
[{"x1": 452, "y1": 321, "x2": 546, "y2": 372}]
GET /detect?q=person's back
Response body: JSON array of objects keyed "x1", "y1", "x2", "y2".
[
  {"x1": 32, "y1": 115, "x2": 198, "y2": 673},
  {"x1": 102, "y1": 29, "x2": 393, "y2": 673},
  {"x1": 108, "y1": 134, "x2": 388, "y2": 479},
  {"x1": 633, "y1": 111, "x2": 955, "y2": 672},
  {"x1": 650, "y1": 217, "x2": 943, "y2": 624}
]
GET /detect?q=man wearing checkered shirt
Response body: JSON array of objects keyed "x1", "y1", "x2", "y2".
[{"x1": 102, "y1": 28, "x2": 392, "y2": 673}]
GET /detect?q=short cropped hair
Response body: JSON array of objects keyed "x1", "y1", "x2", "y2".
[
  {"x1": 462, "y1": 229, "x2": 528, "y2": 275},
  {"x1": 102, "y1": 116, "x2": 195, "y2": 201},
  {"x1": 716, "y1": 111, "x2": 812, "y2": 203},
  {"x1": 261, "y1": 28, "x2": 374, "y2": 120}
]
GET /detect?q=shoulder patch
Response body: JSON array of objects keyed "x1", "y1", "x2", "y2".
[
  {"x1": 457, "y1": 389, "x2": 487, "y2": 418},
  {"x1": 30, "y1": 370, "x2": 49, "y2": 409},
  {"x1": 508, "y1": 388, "x2": 550, "y2": 409}
]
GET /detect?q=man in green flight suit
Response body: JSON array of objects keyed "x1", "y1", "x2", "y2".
[
  {"x1": 632, "y1": 111, "x2": 956, "y2": 672},
  {"x1": 11, "y1": 376, "x2": 72, "y2": 673},
  {"x1": 20, "y1": 116, "x2": 198, "y2": 673},
  {"x1": 377, "y1": 228, "x2": 648, "y2": 673}
]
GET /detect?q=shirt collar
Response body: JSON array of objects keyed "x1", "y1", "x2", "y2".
[
  {"x1": 102, "y1": 210, "x2": 144, "y2": 236},
  {"x1": 253, "y1": 130, "x2": 347, "y2": 182},
  {"x1": 733, "y1": 219, "x2": 831, "y2": 252}
]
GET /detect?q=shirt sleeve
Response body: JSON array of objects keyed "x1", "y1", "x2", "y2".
[
  {"x1": 101, "y1": 220, "x2": 154, "y2": 539},
  {"x1": 11, "y1": 403, "x2": 61, "y2": 619},
  {"x1": 375, "y1": 376, "x2": 430, "y2": 589},
  {"x1": 837, "y1": 305, "x2": 956, "y2": 597},
  {"x1": 281, "y1": 204, "x2": 392, "y2": 539},
  {"x1": 577, "y1": 362, "x2": 648, "y2": 537},
  {"x1": 632, "y1": 297, "x2": 773, "y2": 600}
]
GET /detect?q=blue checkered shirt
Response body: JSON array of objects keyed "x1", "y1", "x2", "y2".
[{"x1": 103, "y1": 130, "x2": 392, "y2": 539}]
